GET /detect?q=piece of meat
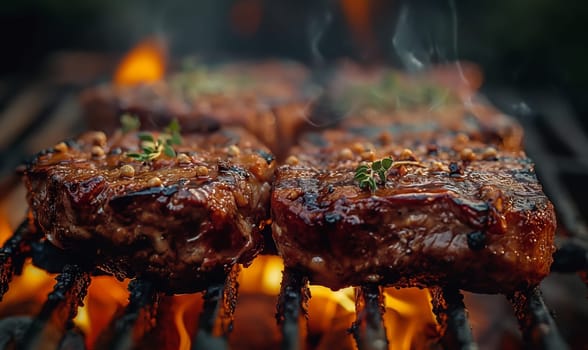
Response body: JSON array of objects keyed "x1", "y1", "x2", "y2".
[
  {"x1": 327, "y1": 60, "x2": 483, "y2": 101},
  {"x1": 23, "y1": 128, "x2": 276, "y2": 293},
  {"x1": 81, "y1": 60, "x2": 316, "y2": 159},
  {"x1": 272, "y1": 119, "x2": 556, "y2": 293},
  {"x1": 309, "y1": 62, "x2": 522, "y2": 151}
]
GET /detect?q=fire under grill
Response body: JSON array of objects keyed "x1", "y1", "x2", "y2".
[{"x1": 0, "y1": 54, "x2": 587, "y2": 349}]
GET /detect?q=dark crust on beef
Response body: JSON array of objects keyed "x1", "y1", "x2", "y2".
[
  {"x1": 23, "y1": 128, "x2": 275, "y2": 293},
  {"x1": 272, "y1": 125, "x2": 556, "y2": 293}
]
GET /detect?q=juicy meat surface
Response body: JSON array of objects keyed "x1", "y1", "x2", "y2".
[
  {"x1": 272, "y1": 119, "x2": 556, "y2": 293},
  {"x1": 24, "y1": 128, "x2": 275, "y2": 293},
  {"x1": 81, "y1": 60, "x2": 316, "y2": 159}
]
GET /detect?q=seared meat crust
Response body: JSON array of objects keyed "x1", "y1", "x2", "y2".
[
  {"x1": 272, "y1": 122, "x2": 556, "y2": 293},
  {"x1": 24, "y1": 128, "x2": 275, "y2": 293}
]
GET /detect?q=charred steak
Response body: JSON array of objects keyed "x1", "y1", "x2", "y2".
[
  {"x1": 23, "y1": 128, "x2": 275, "y2": 293},
  {"x1": 272, "y1": 118, "x2": 556, "y2": 293}
]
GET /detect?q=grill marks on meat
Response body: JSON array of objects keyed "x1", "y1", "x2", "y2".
[
  {"x1": 272, "y1": 116, "x2": 556, "y2": 293},
  {"x1": 23, "y1": 128, "x2": 275, "y2": 293}
]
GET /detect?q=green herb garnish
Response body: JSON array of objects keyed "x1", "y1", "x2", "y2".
[
  {"x1": 354, "y1": 157, "x2": 393, "y2": 193},
  {"x1": 120, "y1": 114, "x2": 141, "y2": 134},
  {"x1": 355, "y1": 158, "x2": 427, "y2": 192},
  {"x1": 126, "y1": 119, "x2": 181, "y2": 162}
]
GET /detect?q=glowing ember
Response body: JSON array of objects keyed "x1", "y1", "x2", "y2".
[{"x1": 114, "y1": 37, "x2": 167, "y2": 86}]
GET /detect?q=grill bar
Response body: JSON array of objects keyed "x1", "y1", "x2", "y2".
[
  {"x1": 0, "y1": 316, "x2": 86, "y2": 350},
  {"x1": 0, "y1": 220, "x2": 33, "y2": 300},
  {"x1": 192, "y1": 284, "x2": 229, "y2": 350},
  {"x1": 96, "y1": 279, "x2": 160, "y2": 350},
  {"x1": 431, "y1": 288, "x2": 478, "y2": 350},
  {"x1": 19, "y1": 264, "x2": 90, "y2": 350},
  {"x1": 277, "y1": 268, "x2": 309, "y2": 350},
  {"x1": 193, "y1": 265, "x2": 240, "y2": 350},
  {"x1": 551, "y1": 238, "x2": 588, "y2": 273},
  {"x1": 350, "y1": 284, "x2": 389, "y2": 350},
  {"x1": 509, "y1": 287, "x2": 569, "y2": 350}
]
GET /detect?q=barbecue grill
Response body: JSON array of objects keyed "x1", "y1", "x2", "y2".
[
  {"x1": 1, "y1": 0, "x2": 588, "y2": 348},
  {"x1": 0, "y1": 51, "x2": 586, "y2": 350}
]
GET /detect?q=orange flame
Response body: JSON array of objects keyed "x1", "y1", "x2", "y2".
[
  {"x1": 238, "y1": 255, "x2": 283, "y2": 295},
  {"x1": 74, "y1": 276, "x2": 129, "y2": 348},
  {"x1": 238, "y1": 256, "x2": 437, "y2": 349},
  {"x1": 0, "y1": 213, "x2": 56, "y2": 317},
  {"x1": 114, "y1": 37, "x2": 167, "y2": 86},
  {"x1": 174, "y1": 296, "x2": 193, "y2": 350},
  {"x1": 384, "y1": 288, "x2": 438, "y2": 349}
]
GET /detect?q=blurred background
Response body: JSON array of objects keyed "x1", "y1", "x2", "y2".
[
  {"x1": 0, "y1": 0, "x2": 585, "y2": 105},
  {"x1": 2, "y1": 0, "x2": 587, "y2": 195}
]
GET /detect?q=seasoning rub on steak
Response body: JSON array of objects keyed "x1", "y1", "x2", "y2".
[
  {"x1": 272, "y1": 116, "x2": 556, "y2": 293},
  {"x1": 23, "y1": 127, "x2": 275, "y2": 293}
]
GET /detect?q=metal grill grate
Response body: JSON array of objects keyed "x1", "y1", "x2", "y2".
[{"x1": 0, "y1": 228, "x2": 578, "y2": 350}]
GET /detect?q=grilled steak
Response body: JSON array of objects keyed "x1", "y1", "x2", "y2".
[
  {"x1": 272, "y1": 118, "x2": 556, "y2": 293},
  {"x1": 310, "y1": 62, "x2": 522, "y2": 150},
  {"x1": 81, "y1": 60, "x2": 316, "y2": 158},
  {"x1": 23, "y1": 128, "x2": 275, "y2": 293}
]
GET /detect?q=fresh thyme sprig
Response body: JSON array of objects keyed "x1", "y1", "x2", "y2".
[
  {"x1": 126, "y1": 119, "x2": 182, "y2": 162},
  {"x1": 354, "y1": 158, "x2": 427, "y2": 193},
  {"x1": 354, "y1": 157, "x2": 393, "y2": 192}
]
